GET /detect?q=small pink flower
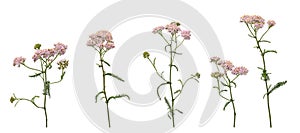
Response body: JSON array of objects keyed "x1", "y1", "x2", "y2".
[
  {"x1": 165, "y1": 22, "x2": 181, "y2": 34},
  {"x1": 105, "y1": 42, "x2": 115, "y2": 50},
  {"x1": 32, "y1": 50, "x2": 42, "y2": 62},
  {"x1": 221, "y1": 60, "x2": 234, "y2": 71},
  {"x1": 254, "y1": 22, "x2": 264, "y2": 29},
  {"x1": 87, "y1": 30, "x2": 114, "y2": 49},
  {"x1": 13, "y1": 56, "x2": 26, "y2": 67},
  {"x1": 231, "y1": 66, "x2": 248, "y2": 75},
  {"x1": 152, "y1": 26, "x2": 165, "y2": 34},
  {"x1": 54, "y1": 42, "x2": 67, "y2": 55},
  {"x1": 210, "y1": 56, "x2": 221, "y2": 63},
  {"x1": 240, "y1": 15, "x2": 252, "y2": 23},
  {"x1": 181, "y1": 30, "x2": 191, "y2": 40},
  {"x1": 267, "y1": 20, "x2": 276, "y2": 27}
]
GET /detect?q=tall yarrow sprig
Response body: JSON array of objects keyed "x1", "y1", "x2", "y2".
[
  {"x1": 240, "y1": 15, "x2": 287, "y2": 127},
  {"x1": 86, "y1": 30, "x2": 130, "y2": 128},
  {"x1": 11, "y1": 43, "x2": 69, "y2": 128},
  {"x1": 144, "y1": 22, "x2": 200, "y2": 127},
  {"x1": 210, "y1": 57, "x2": 248, "y2": 127}
]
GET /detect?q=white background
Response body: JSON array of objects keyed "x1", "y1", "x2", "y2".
[{"x1": 0, "y1": 0, "x2": 299, "y2": 132}]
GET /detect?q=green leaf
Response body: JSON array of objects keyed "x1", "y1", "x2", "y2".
[
  {"x1": 60, "y1": 71, "x2": 66, "y2": 80},
  {"x1": 105, "y1": 73, "x2": 125, "y2": 82},
  {"x1": 263, "y1": 81, "x2": 287, "y2": 98},
  {"x1": 157, "y1": 82, "x2": 171, "y2": 100},
  {"x1": 220, "y1": 90, "x2": 227, "y2": 93},
  {"x1": 95, "y1": 91, "x2": 105, "y2": 103},
  {"x1": 260, "y1": 40, "x2": 271, "y2": 43},
  {"x1": 257, "y1": 67, "x2": 264, "y2": 70},
  {"x1": 96, "y1": 63, "x2": 102, "y2": 68},
  {"x1": 29, "y1": 73, "x2": 42, "y2": 78},
  {"x1": 231, "y1": 81, "x2": 237, "y2": 88},
  {"x1": 175, "y1": 109, "x2": 183, "y2": 114},
  {"x1": 174, "y1": 89, "x2": 181, "y2": 94},
  {"x1": 164, "y1": 44, "x2": 171, "y2": 52},
  {"x1": 103, "y1": 60, "x2": 111, "y2": 67},
  {"x1": 107, "y1": 94, "x2": 130, "y2": 103},
  {"x1": 221, "y1": 81, "x2": 229, "y2": 87},
  {"x1": 248, "y1": 34, "x2": 254, "y2": 38},
  {"x1": 178, "y1": 79, "x2": 183, "y2": 86},
  {"x1": 164, "y1": 97, "x2": 171, "y2": 110},
  {"x1": 153, "y1": 57, "x2": 156, "y2": 66},
  {"x1": 170, "y1": 51, "x2": 182, "y2": 55},
  {"x1": 264, "y1": 49, "x2": 277, "y2": 55},
  {"x1": 170, "y1": 65, "x2": 179, "y2": 71},
  {"x1": 223, "y1": 101, "x2": 231, "y2": 111}
]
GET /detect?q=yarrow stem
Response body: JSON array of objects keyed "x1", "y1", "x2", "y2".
[
  {"x1": 210, "y1": 56, "x2": 248, "y2": 127},
  {"x1": 241, "y1": 15, "x2": 287, "y2": 128},
  {"x1": 11, "y1": 43, "x2": 68, "y2": 128},
  {"x1": 145, "y1": 22, "x2": 200, "y2": 127},
  {"x1": 87, "y1": 30, "x2": 130, "y2": 128}
]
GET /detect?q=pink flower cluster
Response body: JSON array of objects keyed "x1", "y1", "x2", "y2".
[
  {"x1": 210, "y1": 56, "x2": 248, "y2": 76},
  {"x1": 240, "y1": 15, "x2": 276, "y2": 29},
  {"x1": 86, "y1": 30, "x2": 115, "y2": 50},
  {"x1": 32, "y1": 43, "x2": 68, "y2": 62},
  {"x1": 152, "y1": 22, "x2": 191, "y2": 40},
  {"x1": 13, "y1": 56, "x2": 26, "y2": 67},
  {"x1": 231, "y1": 66, "x2": 249, "y2": 75}
]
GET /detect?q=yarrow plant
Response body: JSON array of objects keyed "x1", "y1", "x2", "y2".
[
  {"x1": 210, "y1": 57, "x2": 248, "y2": 127},
  {"x1": 144, "y1": 22, "x2": 200, "y2": 127},
  {"x1": 240, "y1": 15, "x2": 287, "y2": 127},
  {"x1": 10, "y1": 43, "x2": 68, "y2": 128},
  {"x1": 86, "y1": 30, "x2": 130, "y2": 128}
]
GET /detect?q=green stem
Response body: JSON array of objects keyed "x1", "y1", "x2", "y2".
[
  {"x1": 43, "y1": 94, "x2": 48, "y2": 128},
  {"x1": 255, "y1": 35, "x2": 272, "y2": 128},
  {"x1": 226, "y1": 75, "x2": 236, "y2": 128},
  {"x1": 99, "y1": 51, "x2": 111, "y2": 128},
  {"x1": 43, "y1": 65, "x2": 49, "y2": 128},
  {"x1": 169, "y1": 42, "x2": 175, "y2": 128}
]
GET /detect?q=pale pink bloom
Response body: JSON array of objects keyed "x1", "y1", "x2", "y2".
[
  {"x1": 231, "y1": 66, "x2": 248, "y2": 75},
  {"x1": 32, "y1": 50, "x2": 42, "y2": 62},
  {"x1": 152, "y1": 26, "x2": 164, "y2": 34},
  {"x1": 221, "y1": 60, "x2": 234, "y2": 71},
  {"x1": 87, "y1": 30, "x2": 114, "y2": 49},
  {"x1": 165, "y1": 22, "x2": 181, "y2": 34},
  {"x1": 240, "y1": 15, "x2": 252, "y2": 23},
  {"x1": 267, "y1": 20, "x2": 276, "y2": 27},
  {"x1": 13, "y1": 56, "x2": 26, "y2": 67},
  {"x1": 105, "y1": 42, "x2": 115, "y2": 50},
  {"x1": 210, "y1": 56, "x2": 221, "y2": 63},
  {"x1": 254, "y1": 22, "x2": 264, "y2": 29},
  {"x1": 181, "y1": 30, "x2": 191, "y2": 40},
  {"x1": 54, "y1": 42, "x2": 67, "y2": 55},
  {"x1": 251, "y1": 15, "x2": 265, "y2": 24}
]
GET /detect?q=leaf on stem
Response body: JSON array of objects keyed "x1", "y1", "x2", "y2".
[
  {"x1": 95, "y1": 91, "x2": 105, "y2": 103},
  {"x1": 223, "y1": 101, "x2": 231, "y2": 111},
  {"x1": 175, "y1": 109, "x2": 183, "y2": 114},
  {"x1": 248, "y1": 34, "x2": 254, "y2": 38},
  {"x1": 164, "y1": 97, "x2": 171, "y2": 110},
  {"x1": 263, "y1": 81, "x2": 287, "y2": 99},
  {"x1": 170, "y1": 64, "x2": 179, "y2": 71},
  {"x1": 105, "y1": 73, "x2": 125, "y2": 82},
  {"x1": 157, "y1": 82, "x2": 171, "y2": 100},
  {"x1": 107, "y1": 94, "x2": 130, "y2": 103},
  {"x1": 103, "y1": 60, "x2": 111, "y2": 67},
  {"x1": 263, "y1": 49, "x2": 277, "y2": 55},
  {"x1": 29, "y1": 73, "x2": 42, "y2": 78},
  {"x1": 174, "y1": 89, "x2": 181, "y2": 94},
  {"x1": 260, "y1": 40, "x2": 271, "y2": 43},
  {"x1": 221, "y1": 81, "x2": 229, "y2": 87},
  {"x1": 164, "y1": 44, "x2": 171, "y2": 52}
]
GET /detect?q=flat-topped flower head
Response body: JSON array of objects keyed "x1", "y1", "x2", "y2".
[
  {"x1": 87, "y1": 30, "x2": 115, "y2": 50},
  {"x1": 231, "y1": 66, "x2": 249, "y2": 75},
  {"x1": 240, "y1": 15, "x2": 265, "y2": 30},
  {"x1": 221, "y1": 60, "x2": 234, "y2": 71},
  {"x1": 13, "y1": 56, "x2": 26, "y2": 67},
  {"x1": 267, "y1": 20, "x2": 276, "y2": 27},
  {"x1": 152, "y1": 26, "x2": 164, "y2": 34},
  {"x1": 165, "y1": 22, "x2": 181, "y2": 34},
  {"x1": 181, "y1": 30, "x2": 191, "y2": 40},
  {"x1": 54, "y1": 42, "x2": 67, "y2": 55}
]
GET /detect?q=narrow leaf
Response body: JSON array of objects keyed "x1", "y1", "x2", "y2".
[
  {"x1": 164, "y1": 97, "x2": 171, "y2": 110},
  {"x1": 108, "y1": 94, "x2": 130, "y2": 103},
  {"x1": 105, "y1": 73, "x2": 125, "y2": 82},
  {"x1": 29, "y1": 73, "x2": 42, "y2": 78},
  {"x1": 95, "y1": 91, "x2": 104, "y2": 103},
  {"x1": 263, "y1": 81, "x2": 287, "y2": 98},
  {"x1": 103, "y1": 60, "x2": 111, "y2": 67},
  {"x1": 170, "y1": 65, "x2": 179, "y2": 71},
  {"x1": 223, "y1": 101, "x2": 231, "y2": 111},
  {"x1": 260, "y1": 40, "x2": 271, "y2": 43},
  {"x1": 175, "y1": 109, "x2": 183, "y2": 114},
  {"x1": 157, "y1": 82, "x2": 171, "y2": 100},
  {"x1": 174, "y1": 89, "x2": 181, "y2": 94}
]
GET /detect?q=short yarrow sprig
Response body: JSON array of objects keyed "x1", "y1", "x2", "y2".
[
  {"x1": 86, "y1": 30, "x2": 130, "y2": 128},
  {"x1": 210, "y1": 57, "x2": 248, "y2": 127},
  {"x1": 240, "y1": 15, "x2": 287, "y2": 128},
  {"x1": 10, "y1": 43, "x2": 68, "y2": 128},
  {"x1": 143, "y1": 22, "x2": 200, "y2": 127}
]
